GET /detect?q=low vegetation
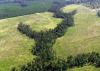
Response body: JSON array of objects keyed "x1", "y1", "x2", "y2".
[
  {"x1": 67, "y1": 65, "x2": 100, "y2": 71},
  {"x1": 0, "y1": 12, "x2": 61, "y2": 71},
  {"x1": 53, "y1": 4, "x2": 100, "y2": 59},
  {"x1": 53, "y1": 4, "x2": 100, "y2": 71},
  {"x1": 15, "y1": 4, "x2": 100, "y2": 71},
  {"x1": 1, "y1": 1, "x2": 100, "y2": 71},
  {"x1": 15, "y1": 7, "x2": 75, "y2": 70}
]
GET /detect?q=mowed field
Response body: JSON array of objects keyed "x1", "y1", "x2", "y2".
[
  {"x1": 53, "y1": 4, "x2": 100, "y2": 71},
  {"x1": 0, "y1": 12, "x2": 62, "y2": 71}
]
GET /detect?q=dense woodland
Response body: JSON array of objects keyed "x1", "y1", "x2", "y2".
[
  {"x1": 70, "y1": 0, "x2": 100, "y2": 9},
  {"x1": 1, "y1": 0, "x2": 100, "y2": 19},
  {"x1": 1, "y1": 0, "x2": 100, "y2": 9}
]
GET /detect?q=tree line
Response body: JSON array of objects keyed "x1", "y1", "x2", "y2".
[
  {"x1": 12, "y1": 8, "x2": 75, "y2": 71},
  {"x1": 70, "y1": 0, "x2": 100, "y2": 9},
  {"x1": 67, "y1": 52, "x2": 100, "y2": 68},
  {"x1": 12, "y1": 2, "x2": 100, "y2": 71},
  {"x1": 97, "y1": 10, "x2": 100, "y2": 17}
]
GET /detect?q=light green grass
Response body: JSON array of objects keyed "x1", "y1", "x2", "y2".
[
  {"x1": 53, "y1": 4, "x2": 100, "y2": 59},
  {"x1": 67, "y1": 65, "x2": 100, "y2": 71},
  {"x1": 0, "y1": 12, "x2": 62, "y2": 71},
  {"x1": 53, "y1": 4, "x2": 100, "y2": 71},
  {"x1": 61, "y1": 4, "x2": 81, "y2": 13},
  {"x1": 1, "y1": 3, "x2": 100, "y2": 71}
]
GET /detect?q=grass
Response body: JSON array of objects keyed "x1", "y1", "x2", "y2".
[
  {"x1": 52, "y1": 4, "x2": 100, "y2": 71},
  {"x1": 1, "y1": 2, "x2": 100, "y2": 71},
  {"x1": 0, "y1": 12, "x2": 62, "y2": 71},
  {"x1": 61, "y1": 4, "x2": 81, "y2": 13},
  {"x1": 67, "y1": 65, "x2": 100, "y2": 71},
  {"x1": 0, "y1": 0, "x2": 67, "y2": 19},
  {"x1": 53, "y1": 4, "x2": 100, "y2": 59}
]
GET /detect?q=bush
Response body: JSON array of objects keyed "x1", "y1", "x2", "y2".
[
  {"x1": 66, "y1": 52, "x2": 100, "y2": 68},
  {"x1": 97, "y1": 11, "x2": 100, "y2": 17}
]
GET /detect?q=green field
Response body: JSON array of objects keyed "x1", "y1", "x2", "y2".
[
  {"x1": 53, "y1": 4, "x2": 100, "y2": 58},
  {"x1": 1, "y1": 2, "x2": 100, "y2": 71},
  {"x1": 0, "y1": 12, "x2": 62, "y2": 71},
  {"x1": 53, "y1": 4, "x2": 100, "y2": 71}
]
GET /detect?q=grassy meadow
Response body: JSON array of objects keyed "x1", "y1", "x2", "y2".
[
  {"x1": 0, "y1": 1, "x2": 100, "y2": 71},
  {"x1": 0, "y1": 12, "x2": 62, "y2": 71},
  {"x1": 67, "y1": 65, "x2": 100, "y2": 71},
  {"x1": 52, "y1": 4, "x2": 100, "y2": 70}
]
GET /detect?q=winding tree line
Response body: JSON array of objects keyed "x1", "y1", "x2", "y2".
[
  {"x1": 12, "y1": 2, "x2": 100, "y2": 71},
  {"x1": 67, "y1": 52, "x2": 100, "y2": 68},
  {"x1": 13, "y1": 20, "x2": 100, "y2": 71},
  {"x1": 13, "y1": 10, "x2": 75, "y2": 71}
]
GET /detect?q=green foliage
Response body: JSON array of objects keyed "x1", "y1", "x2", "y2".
[
  {"x1": 66, "y1": 52, "x2": 100, "y2": 68},
  {"x1": 16, "y1": 2, "x2": 100, "y2": 71},
  {"x1": 17, "y1": 23, "x2": 34, "y2": 38},
  {"x1": 19, "y1": 57, "x2": 67, "y2": 71},
  {"x1": 0, "y1": 1, "x2": 52, "y2": 19},
  {"x1": 16, "y1": 8, "x2": 75, "y2": 71},
  {"x1": 0, "y1": 11, "x2": 62, "y2": 71},
  {"x1": 97, "y1": 11, "x2": 100, "y2": 17},
  {"x1": 70, "y1": 0, "x2": 100, "y2": 9}
]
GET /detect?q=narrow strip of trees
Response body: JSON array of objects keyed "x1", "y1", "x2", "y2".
[
  {"x1": 12, "y1": 1, "x2": 100, "y2": 71},
  {"x1": 12, "y1": 8, "x2": 100, "y2": 71},
  {"x1": 13, "y1": 2, "x2": 100, "y2": 70},
  {"x1": 12, "y1": 9, "x2": 75, "y2": 71},
  {"x1": 67, "y1": 52, "x2": 100, "y2": 68},
  {"x1": 97, "y1": 10, "x2": 100, "y2": 17}
]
